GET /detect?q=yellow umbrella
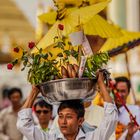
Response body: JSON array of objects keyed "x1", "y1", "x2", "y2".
[
  {"x1": 55, "y1": 0, "x2": 80, "y2": 6},
  {"x1": 33, "y1": 0, "x2": 110, "y2": 52},
  {"x1": 83, "y1": 14, "x2": 122, "y2": 38},
  {"x1": 101, "y1": 30, "x2": 140, "y2": 54},
  {"x1": 39, "y1": 8, "x2": 76, "y2": 25},
  {"x1": 39, "y1": 2, "x2": 122, "y2": 39},
  {"x1": 89, "y1": 0, "x2": 109, "y2": 4},
  {"x1": 55, "y1": 0, "x2": 108, "y2": 6}
]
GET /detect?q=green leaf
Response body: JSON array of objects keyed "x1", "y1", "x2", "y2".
[
  {"x1": 31, "y1": 53, "x2": 35, "y2": 59},
  {"x1": 21, "y1": 67, "x2": 25, "y2": 71},
  {"x1": 57, "y1": 42, "x2": 64, "y2": 50},
  {"x1": 54, "y1": 36, "x2": 59, "y2": 43},
  {"x1": 39, "y1": 62, "x2": 45, "y2": 68},
  {"x1": 39, "y1": 48, "x2": 43, "y2": 53},
  {"x1": 43, "y1": 53, "x2": 48, "y2": 59},
  {"x1": 23, "y1": 51, "x2": 27, "y2": 56},
  {"x1": 57, "y1": 53, "x2": 63, "y2": 57},
  {"x1": 23, "y1": 61, "x2": 27, "y2": 67},
  {"x1": 64, "y1": 50, "x2": 71, "y2": 56},
  {"x1": 22, "y1": 56, "x2": 28, "y2": 62},
  {"x1": 12, "y1": 59, "x2": 18, "y2": 65},
  {"x1": 48, "y1": 52, "x2": 53, "y2": 57},
  {"x1": 68, "y1": 41, "x2": 72, "y2": 46},
  {"x1": 33, "y1": 54, "x2": 40, "y2": 64}
]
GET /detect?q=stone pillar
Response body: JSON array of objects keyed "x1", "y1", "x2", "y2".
[
  {"x1": 126, "y1": 0, "x2": 140, "y2": 31},
  {"x1": 107, "y1": 0, "x2": 127, "y2": 29}
]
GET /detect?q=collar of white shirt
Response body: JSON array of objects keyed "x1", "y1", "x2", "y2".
[{"x1": 57, "y1": 128, "x2": 86, "y2": 140}]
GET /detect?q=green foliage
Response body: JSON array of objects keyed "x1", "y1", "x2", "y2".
[{"x1": 83, "y1": 52, "x2": 110, "y2": 78}]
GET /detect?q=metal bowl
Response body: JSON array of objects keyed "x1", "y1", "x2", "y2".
[{"x1": 39, "y1": 78, "x2": 97, "y2": 104}]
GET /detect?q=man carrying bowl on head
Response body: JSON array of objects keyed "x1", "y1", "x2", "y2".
[{"x1": 17, "y1": 72, "x2": 118, "y2": 140}]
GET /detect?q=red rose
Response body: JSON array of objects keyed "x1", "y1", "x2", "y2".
[
  {"x1": 28, "y1": 42, "x2": 35, "y2": 49},
  {"x1": 13, "y1": 47, "x2": 19, "y2": 53},
  {"x1": 58, "y1": 24, "x2": 64, "y2": 30},
  {"x1": 7, "y1": 63, "x2": 13, "y2": 70}
]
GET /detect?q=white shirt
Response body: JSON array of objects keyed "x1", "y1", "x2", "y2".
[
  {"x1": 50, "y1": 105, "x2": 115, "y2": 140},
  {"x1": 85, "y1": 105, "x2": 116, "y2": 140},
  {"x1": 17, "y1": 102, "x2": 118, "y2": 140},
  {"x1": 118, "y1": 105, "x2": 140, "y2": 140}
]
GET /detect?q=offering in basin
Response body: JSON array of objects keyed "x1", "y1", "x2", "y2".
[{"x1": 39, "y1": 78, "x2": 97, "y2": 103}]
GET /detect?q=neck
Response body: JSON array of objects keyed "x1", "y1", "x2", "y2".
[
  {"x1": 40, "y1": 122, "x2": 49, "y2": 129},
  {"x1": 65, "y1": 130, "x2": 78, "y2": 140}
]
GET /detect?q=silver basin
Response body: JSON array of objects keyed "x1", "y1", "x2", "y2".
[{"x1": 39, "y1": 78, "x2": 97, "y2": 104}]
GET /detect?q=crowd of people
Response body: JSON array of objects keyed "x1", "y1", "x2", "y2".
[{"x1": 0, "y1": 73, "x2": 140, "y2": 140}]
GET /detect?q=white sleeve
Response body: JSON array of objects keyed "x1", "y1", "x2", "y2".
[
  {"x1": 17, "y1": 108, "x2": 49, "y2": 140},
  {"x1": 93, "y1": 102, "x2": 118, "y2": 140}
]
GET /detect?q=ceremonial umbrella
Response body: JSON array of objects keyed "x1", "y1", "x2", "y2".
[
  {"x1": 33, "y1": 0, "x2": 110, "y2": 52},
  {"x1": 101, "y1": 30, "x2": 140, "y2": 56}
]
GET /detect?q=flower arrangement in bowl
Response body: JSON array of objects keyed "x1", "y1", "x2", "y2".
[{"x1": 7, "y1": 24, "x2": 110, "y2": 103}]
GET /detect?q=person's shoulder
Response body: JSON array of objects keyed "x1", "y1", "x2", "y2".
[
  {"x1": 127, "y1": 104, "x2": 140, "y2": 110},
  {"x1": 86, "y1": 104, "x2": 103, "y2": 111},
  {"x1": 0, "y1": 106, "x2": 12, "y2": 116}
]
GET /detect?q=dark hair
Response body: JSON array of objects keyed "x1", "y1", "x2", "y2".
[
  {"x1": 58, "y1": 100, "x2": 85, "y2": 118},
  {"x1": 34, "y1": 99, "x2": 53, "y2": 111},
  {"x1": 8, "y1": 88, "x2": 23, "y2": 99},
  {"x1": 115, "y1": 76, "x2": 131, "y2": 92}
]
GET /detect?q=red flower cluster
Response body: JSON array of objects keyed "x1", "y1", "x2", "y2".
[
  {"x1": 13, "y1": 47, "x2": 19, "y2": 53},
  {"x1": 58, "y1": 24, "x2": 64, "y2": 30},
  {"x1": 7, "y1": 63, "x2": 13, "y2": 70},
  {"x1": 7, "y1": 41, "x2": 36, "y2": 70},
  {"x1": 28, "y1": 42, "x2": 35, "y2": 49}
]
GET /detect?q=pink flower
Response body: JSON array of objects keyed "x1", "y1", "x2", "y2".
[
  {"x1": 7, "y1": 63, "x2": 13, "y2": 70},
  {"x1": 58, "y1": 24, "x2": 64, "y2": 30},
  {"x1": 13, "y1": 47, "x2": 19, "y2": 53},
  {"x1": 28, "y1": 42, "x2": 35, "y2": 49}
]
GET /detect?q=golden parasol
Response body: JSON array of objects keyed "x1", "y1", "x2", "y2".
[
  {"x1": 33, "y1": 0, "x2": 110, "y2": 52},
  {"x1": 39, "y1": 1, "x2": 122, "y2": 39},
  {"x1": 83, "y1": 14, "x2": 122, "y2": 38},
  {"x1": 101, "y1": 30, "x2": 140, "y2": 55}
]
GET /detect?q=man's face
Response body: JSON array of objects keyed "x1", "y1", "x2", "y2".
[
  {"x1": 35, "y1": 105, "x2": 52, "y2": 124},
  {"x1": 58, "y1": 108, "x2": 84, "y2": 136},
  {"x1": 10, "y1": 92, "x2": 21, "y2": 106},
  {"x1": 115, "y1": 82, "x2": 129, "y2": 106}
]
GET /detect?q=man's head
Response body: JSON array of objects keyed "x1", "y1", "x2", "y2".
[
  {"x1": 34, "y1": 99, "x2": 53, "y2": 125},
  {"x1": 58, "y1": 100, "x2": 85, "y2": 137},
  {"x1": 8, "y1": 88, "x2": 23, "y2": 107},
  {"x1": 114, "y1": 76, "x2": 131, "y2": 106}
]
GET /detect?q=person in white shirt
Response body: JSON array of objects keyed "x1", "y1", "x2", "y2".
[
  {"x1": 23, "y1": 99, "x2": 53, "y2": 140},
  {"x1": 17, "y1": 72, "x2": 118, "y2": 140},
  {"x1": 114, "y1": 76, "x2": 140, "y2": 140},
  {"x1": 50, "y1": 102, "x2": 116, "y2": 140}
]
